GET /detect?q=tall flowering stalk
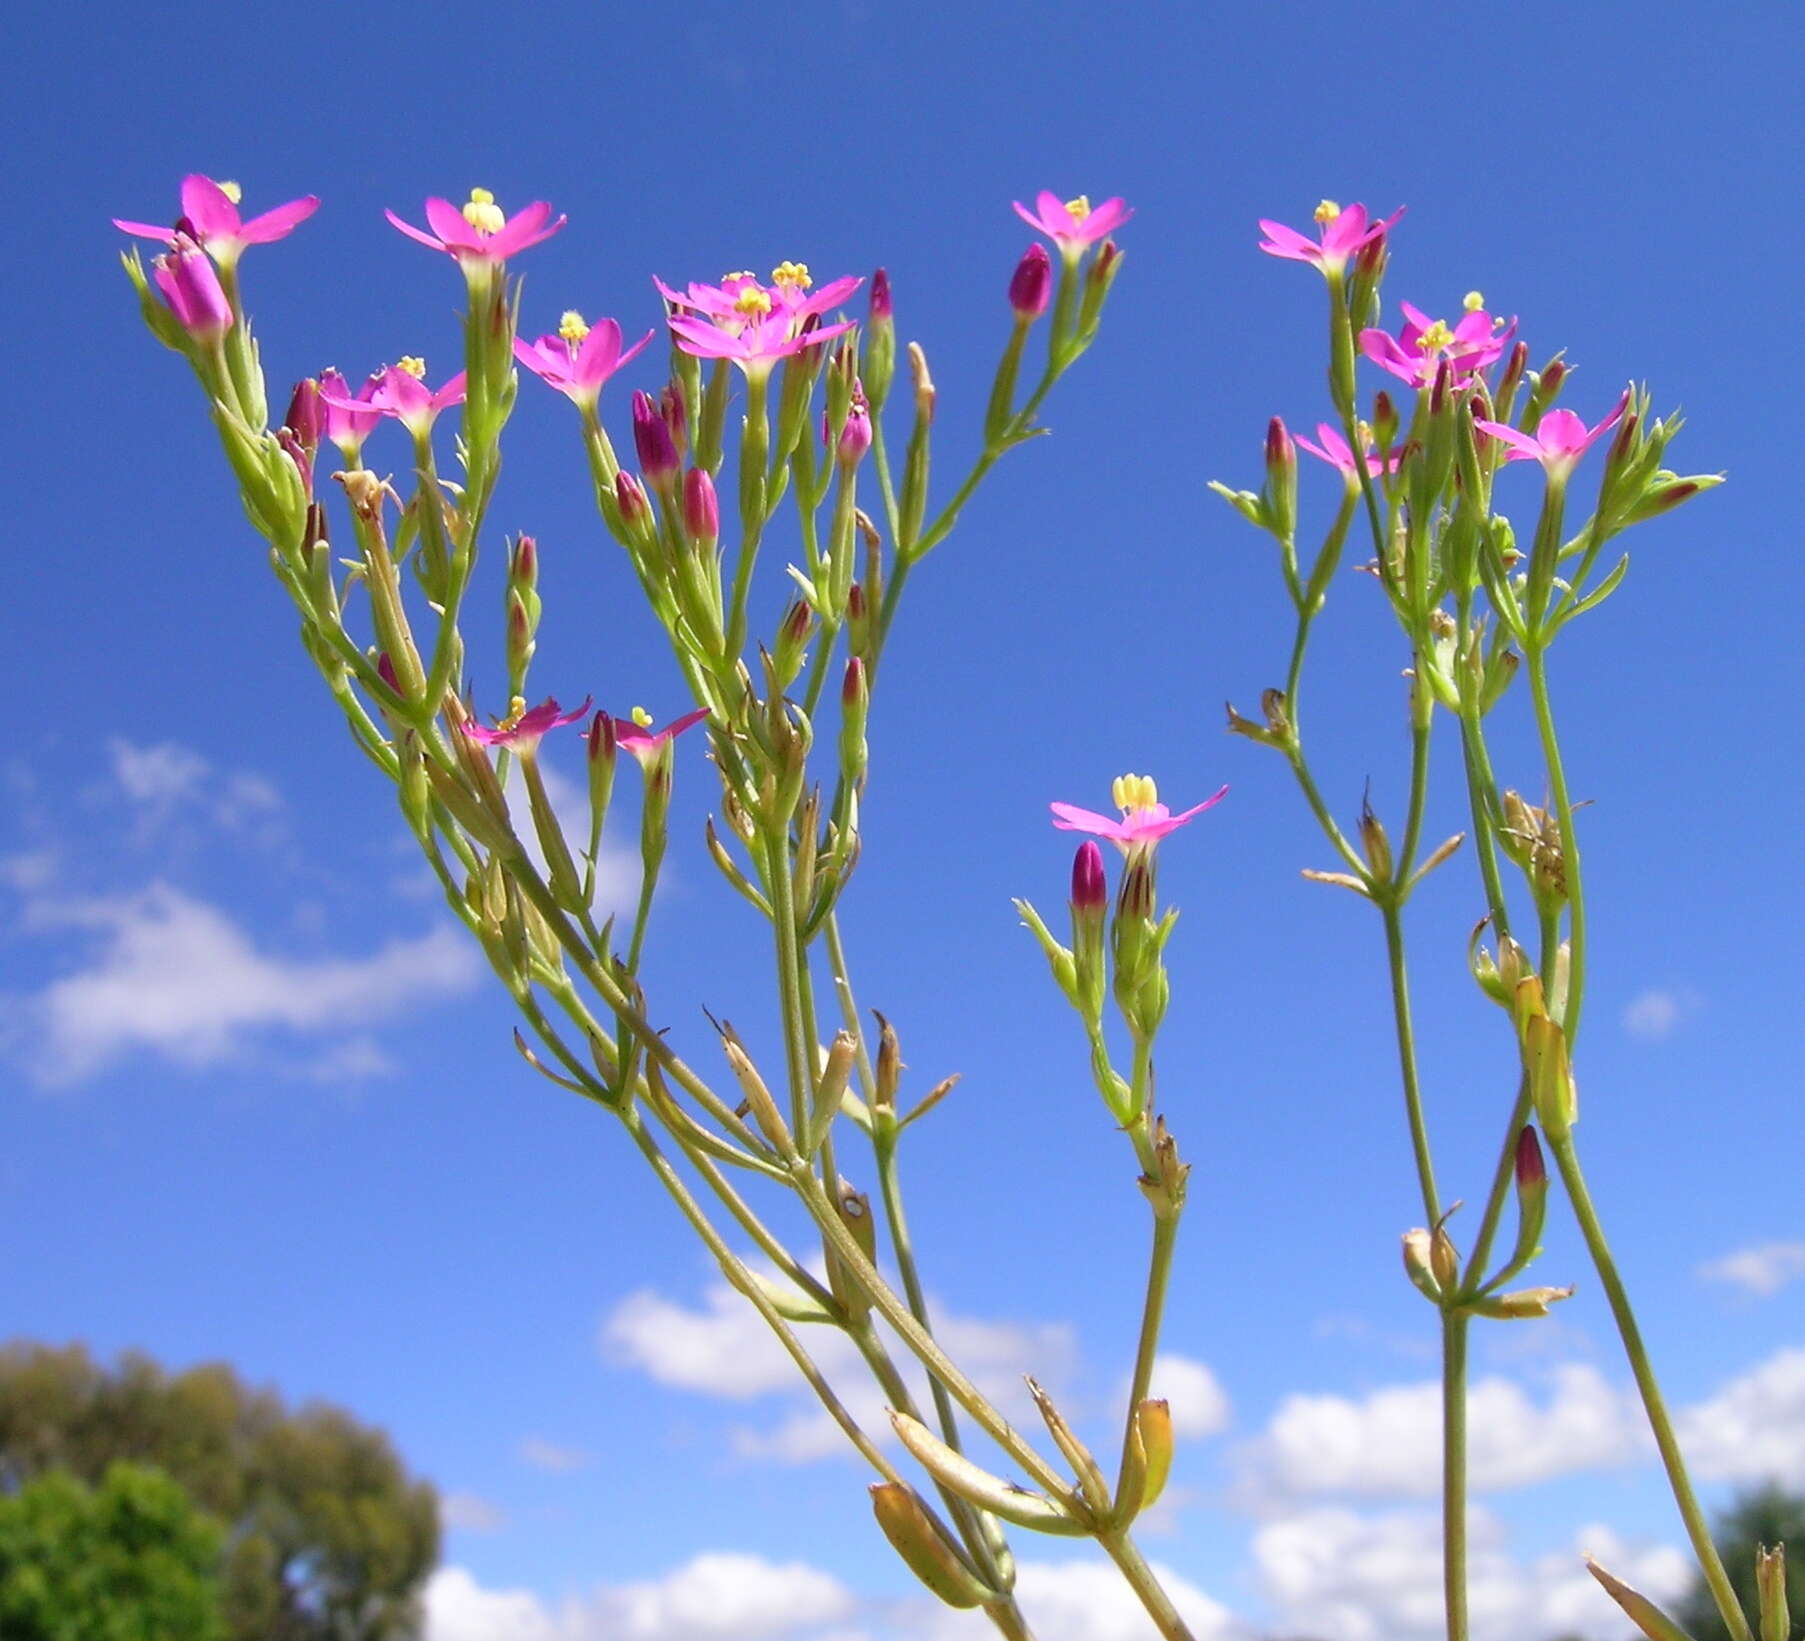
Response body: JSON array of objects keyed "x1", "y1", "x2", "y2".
[
  {"x1": 118, "y1": 180, "x2": 1212, "y2": 1641},
  {"x1": 1214, "y1": 199, "x2": 1733, "y2": 1641}
]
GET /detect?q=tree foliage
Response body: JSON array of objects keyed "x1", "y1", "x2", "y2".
[
  {"x1": 0, "y1": 1342, "x2": 440, "y2": 1641},
  {"x1": 1678, "y1": 1484, "x2": 1805, "y2": 1641},
  {"x1": 0, "y1": 1461, "x2": 227, "y2": 1641}
]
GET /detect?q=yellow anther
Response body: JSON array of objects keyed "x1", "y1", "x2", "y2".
[
  {"x1": 733, "y1": 286, "x2": 773, "y2": 318},
  {"x1": 559, "y1": 310, "x2": 590, "y2": 343},
  {"x1": 1463, "y1": 290, "x2": 1485, "y2": 312},
  {"x1": 770, "y1": 260, "x2": 812, "y2": 290},
  {"x1": 217, "y1": 180, "x2": 243, "y2": 205},
  {"x1": 1356, "y1": 419, "x2": 1374, "y2": 446},
  {"x1": 1111, "y1": 773, "x2": 1159, "y2": 814},
  {"x1": 1064, "y1": 195, "x2": 1092, "y2": 221},
  {"x1": 1315, "y1": 199, "x2": 1342, "y2": 224},
  {"x1": 499, "y1": 695, "x2": 528, "y2": 731},
  {"x1": 396, "y1": 355, "x2": 427, "y2": 378},
  {"x1": 463, "y1": 187, "x2": 505, "y2": 235},
  {"x1": 631, "y1": 706, "x2": 654, "y2": 729},
  {"x1": 1415, "y1": 319, "x2": 1456, "y2": 353}
]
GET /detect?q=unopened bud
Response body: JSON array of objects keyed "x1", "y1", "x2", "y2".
[
  {"x1": 659, "y1": 382, "x2": 689, "y2": 457},
  {"x1": 874, "y1": 1011, "x2": 901, "y2": 1110},
  {"x1": 508, "y1": 533, "x2": 538, "y2": 589},
  {"x1": 1429, "y1": 356, "x2": 1452, "y2": 416},
  {"x1": 1430, "y1": 1223, "x2": 1460, "y2": 1292},
  {"x1": 614, "y1": 469, "x2": 649, "y2": 525},
  {"x1": 1515, "y1": 1124, "x2": 1546, "y2": 1190},
  {"x1": 284, "y1": 378, "x2": 324, "y2": 449},
  {"x1": 1372, "y1": 390, "x2": 1399, "y2": 451},
  {"x1": 1071, "y1": 840, "x2": 1107, "y2": 915},
  {"x1": 1265, "y1": 416, "x2": 1297, "y2": 542},
  {"x1": 1358, "y1": 793, "x2": 1393, "y2": 882},
  {"x1": 839, "y1": 657, "x2": 869, "y2": 787},
  {"x1": 869, "y1": 1483, "x2": 991, "y2": 1611},
  {"x1": 1403, "y1": 1227, "x2": 1441, "y2": 1300},
  {"x1": 908, "y1": 342, "x2": 935, "y2": 423},
  {"x1": 865, "y1": 268, "x2": 895, "y2": 412},
  {"x1": 683, "y1": 467, "x2": 719, "y2": 544},
  {"x1": 1008, "y1": 243, "x2": 1052, "y2": 320},
  {"x1": 835, "y1": 383, "x2": 872, "y2": 468},
  {"x1": 632, "y1": 389, "x2": 679, "y2": 488}
]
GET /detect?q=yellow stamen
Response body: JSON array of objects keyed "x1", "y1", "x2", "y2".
[
  {"x1": 1463, "y1": 290, "x2": 1485, "y2": 312},
  {"x1": 631, "y1": 706, "x2": 654, "y2": 729},
  {"x1": 770, "y1": 260, "x2": 812, "y2": 290},
  {"x1": 559, "y1": 310, "x2": 590, "y2": 343},
  {"x1": 396, "y1": 355, "x2": 427, "y2": 378},
  {"x1": 1356, "y1": 419, "x2": 1374, "y2": 447},
  {"x1": 217, "y1": 180, "x2": 243, "y2": 205},
  {"x1": 463, "y1": 186, "x2": 505, "y2": 235},
  {"x1": 1415, "y1": 319, "x2": 1456, "y2": 353},
  {"x1": 1064, "y1": 195, "x2": 1092, "y2": 221},
  {"x1": 1112, "y1": 773, "x2": 1159, "y2": 814},
  {"x1": 499, "y1": 695, "x2": 528, "y2": 732},
  {"x1": 733, "y1": 286, "x2": 773, "y2": 318},
  {"x1": 1315, "y1": 199, "x2": 1342, "y2": 224}
]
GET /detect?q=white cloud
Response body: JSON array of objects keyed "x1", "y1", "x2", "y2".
[
  {"x1": 14, "y1": 881, "x2": 479, "y2": 1085},
  {"x1": 1242, "y1": 1364, "x2": 1642, "y2": 1500},
  {"x1": 425, "y1": 1553, "x2": 859, "y2": 1641},
  {"x1": 1141, "y1": 1354, "x2": 1231, "y2": 1439},
  {"x1": 518, "y1": 1436, "x2": 591, "y2": 1473},
  {"x1": 440, "y1": 1492, "x2": 507, "y2": 1533},
  {"x1": 912, "y1": 1557, "x2": 1241, "y2": 1641},
  {"x1": 1698, "y1": 1241, "x2": 1805, "y2": 1299},
  {"x1": 110, "y1": 739, "x2": 212, "y2": 806},
  {"x1": 106, "y1": 737, "x2": 285, "y2": 842},
  {"x1": 602, "y1": 1266, "x2": 1075, "y2": 1469},
  {"x1": 1253, "y1": 1506, "x2": 1689, "y2": 1641},
  {"x1": 1623, "y1": 987, "x2": 1690, "y2": 1040},
  {"x1": 1678, "y1": 1346, "x2": 1805, "y2": 1482}
]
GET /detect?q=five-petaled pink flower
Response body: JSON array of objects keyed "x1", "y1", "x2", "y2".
[
  {"x1": 1359, "y1": 300, "x2": 1516, "y2": 389},
  {"x1": 318, "y1": 369, "x2": 385, "y2": 457},
  {"x1": 1258, "y1": 201, "x2": 1404, "y2": 276},
  {"x1": 1051, "y1": 774, "x2": 1228, "y2": 851},
  {"x1": 1013, "y1": 191, "x2": 1133, "y2": 254},
  {"x1": 1474, "y1": 393, "x2": 1630, "y2": 479},
  {"x1": 604, "y1": 707, "x2": 711, "y2": 763},
  {"x1": 320, "y1": 360, "x2": 467, "y2": 437},
  {"x1": 659, "y1": 265, "x2": 858, "y2": 378},
  {"x1": 464, "y1": 695, "x2": 595, "y2": 750},
  {"x1": 514, "y1": 314, "x2": 655, "y2": 409},
  {"x1": 115, "y1": 174, "x2": 319, "y2": 266},
  {"x1": 152, "y1": 236, "x2": 233, "y2": 340},
  {"x1": 386, "y1": 187, "x2": 565, "y2": 269},
  {"x1": 1294, "y1": 422, "x2": 1401, "y2": 480}
]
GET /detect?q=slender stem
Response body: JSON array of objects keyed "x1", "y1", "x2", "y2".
[
  {"x1": 1441, "y1": 1312, "x2": 1471, "y2": 1641},
  {"x1": 1398, "y1": 712, "x2": 1431, "y2": 879},
  {"x1": 763, "y1": 830, "x2": 815, "y2": 1141},
  {"x1": 1116, "y1": 1208, "x2": 1179, "y2": 1500},
  {"x1": 1550, "y1": 1134, "x2": 1754, "y2": 1641},
  {"x1": 1095, "y1": 1530, "x2": 1196, "y2": 1641},
  {"x1": 1524, "y1": 644, "x2": 1587, "y2": 1042},
  {"x1": 1380, "y1": 903, "x2": 1440, "y2": 1225}
]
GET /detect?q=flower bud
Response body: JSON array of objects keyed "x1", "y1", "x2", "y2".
[
  {"x1": 585, "y1": 710, "x2": 617, "y2": 839},
  {"x1": 614, "y1": 470, "x2": 649, "y2": 525},
  {"x1": 632, "y1": 389, "x2": 679, "y2": 489},
  {"x1": 865, "y1": 267, "x2": 896, "y2": 413},
  {"x1": 284, "y1": 378, "x2": 324, "y2": 449},
  {"x1": 1757, "y1": 1543, "x2": 1788, "y2": 1641},
  {"x1": 835, "y1": 383, "x2": 872, "y2": 469},
  {"x1": 1358, "y1": 792, "x2": 1393, "y2": 883},
  {"x1": 874, "y1": 1011, "x2": 901, "y2": 1110},
  {"x1": 839, "y1": 657, "x2": 869, "y2": 789},
  {"x1": 1402, "y1": 1228, "x2": 1441, "y2": 1301},
  {"x1": 1008, "y1": 243, "x2": 1052, "y2": 320},
  {"x1": 153, "y1": 238, "x2": 233, "y2": 342},
  {"x1": 1076, "y1": 238, "x2": 1122, "y2": 341},
  {"x1": 1372, "y1": 390, "x2": 1399, "y2": 453},
  {"x1": 1515, "y1": 1124, "x2": 1546, "y2": 1190},
  {"x1": 659, "y1": 382, "x2": 689, "y2": 459},
  {"x1": 1430, "y1": 1223, "x2": 1460, "y2": 1292},
  {"x1": 683, "y1": 467, "x2": 719, "y2": 545},
  {"x1": 869, "y1": 1483, "x2": 991, "y2": 1612},
  {"x1": 774, "y1": 600, "x2": 813, "y2": 687},
  {"x1": 1265, "y1": 416, "x2": 1297, "y2": 543},
  {"x1": 1070, "y1": 841, "x2": 1107, "y2": 1028},
  {"x1": 506, "y1": 590, "x2": 534, "y2": 683}
]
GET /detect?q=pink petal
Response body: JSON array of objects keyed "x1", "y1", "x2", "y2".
[
  {"x1": 666, "y1": 315, "x2": 741, "y2": 359},
  {"x1": 1256, "y1": 220, "x2": 1320, "y2": 261},
  {"x1": 113, "y1": 217, "x2": 178, "y2": 241},
  {"x1": 424, "y1": 196, "x2": 478, "y2": 249},
  {"x1": 1169, "y1": 787, "x2": 1229, "y2": 823},
  {"x1": 1473, "y1": 420, "x2": 1543, "y2": 459},
  {"x1": 180, "y1": 175, "x2": 240, "y2": 240},
  {"x1": 1079, "y1": 197, "x2": 1132, "y2": 240},
  {"x1": 237, "y1": 195, "x2": 320, "y2": 244},
  {"x1": 488, "y1": 203, "x2": 564, "y2": 258},
  {"x1": 385, "y1": 209, "x2": 446, "y2": 251},
  {"x1": 1049, "y1": 802, "x2": 1126, "y2": 839}
]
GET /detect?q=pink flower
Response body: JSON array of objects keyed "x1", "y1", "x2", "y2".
[
  {"x1": 658, "y1": 267, "x2": 858, "y2": 378},
  {"x1": 115, "y1": 174, "x2": 318, "y2": 265},
  {"x1": 152, "y1": 236, "x2": 233, "y2": 340},
  {"x1": 1294, "y1": 422, "x2": 1401, "y2": 480},
  {"x1": 321, "y1": 360, "x2": 467, "y2": 437},
  {"x1": 1474, "y1": 393, "x2": 1630, "y2": 479},
  {"x1": 1258, "y1": 201, "x2": 1404, "y2": 276},
  {"x1": 1013, "y1": 191, "x2": 1133, "y2": 253},
  {"x1": 1359, "y1": 300, "x2": 1516, "y2": 389},
  {"x1": 606, "y1": 707, "x2": 710, "y2": 763},
  {"x1": 513, "y1": 314, "x2": 654, "y2": 408},
  {"x1": 317, "y1": 369, "x2": 385, "y2": 457},
  {"x1": 386, "y1": 187, "x2": 565, "y2": 268},
  {"x1": 1051, "y1": 775, "x2": 1228, "y2": 851},
  {"x1": 464, "y1": 695, "x2": 594, "y2": 750}
]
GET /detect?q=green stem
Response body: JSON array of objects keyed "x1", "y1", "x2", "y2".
[
  {"x1": 763, "y1": 830, "x2": 815, "y2": 1142},
  {"x1": 1549, "y1": 1134, "x2": 1754, "y2": 1641},
  {"x1": 1095, "y1": 1529, "x2": 1196, "y2": 1641},
  {"x1": 1524, "y1": 643, "x2": 1587, "y2": 1043},
  {"x1": 1442, "y1": 1313, "x2": 1470, "y2": 1641},
  {"x1": 1381, "y1": 903, "x2": 1440, "y2": 1226},
  {"x1": 1116, "y1": 1207, "x2": 1180, "y2": 1500}
]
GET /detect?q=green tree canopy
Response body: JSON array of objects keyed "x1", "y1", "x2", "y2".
[
  {"x1": 1678, "y1": 1484, "x2": 1805, "y2": 1641},
  {"x1": 0, "y1": 1342, "x2": 440, "y2": 1641},
  {"x1": 0, "y1": 1461, "x2": 227, "y2": 1641}
]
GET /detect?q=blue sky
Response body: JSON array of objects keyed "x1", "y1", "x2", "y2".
[{"x1": 5, "y1": 3, "x2": 1803, "y2": 1638}]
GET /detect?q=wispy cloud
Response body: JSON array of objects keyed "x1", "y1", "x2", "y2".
[
  {"x1": 517, "y1": 1436, "x2": 591, "y2": 1473},
  {"x1": 440, "y1": 1492, "x2": 507, "y2": 1534},
  {"x1": 1622, "y1": 986, "x2": 1698, "y2": 1040},
  {"x1": 1678, "y1": 1346, "x2": 1805, "y2": 1481},
  {"x1": 1698, "y1": 1241, "x2": 1805, "y2": 1299}
]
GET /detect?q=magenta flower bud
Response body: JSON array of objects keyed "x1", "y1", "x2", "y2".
[
  {"x1": 1071, "y1": 841, "x2": 1107, "y2": 914},
  {"x1": 835, "y1": 385, "x2": 872, "y2": 468},
  {"x1": 275, "y1": 427, "x2": 313, "y2": 495},
  {"x1": 660, "y1": 383, "x2": 689, "y2": 456},
  {"x1": 587, "y1": 710, "x2": 617, "y2": 766},
  {"x1": 1266, "y1": 415, "x2": 1297, "y2": 540},
  {"x1": 1373, "y1": 391, "x2": 1399, "y2": 446},
  {"x1": 509, "y1": 534, "x2": 538, "y2": 587},
  {"x1": 631, "y1": 389, "x2": 678, "y2": 488},
  {"x1": 870, "y1": 267, "x2": 893, "y2": 321},
  {"x1": 614, "y1": 470, "x2": 649, "y2": 524},
  {"x1": 1008, "y1": 243, "x2": 1052, "y2": 320},
  {"x1": 782, "y1": 601, "x2": 813, "y2": 647},
  {"x1": 1429, "y1": 357, "x2": 1453, "y2": 416},
  {"x1": 683, "y1": 467, "x2": 719, "y2": 543},
  {"x1": 153, "y1": 238, "x2": 233, "y2": 341},
  {"x1": 284, "y1": 378, "x2": 324, "y2": 448},
  {"x1": 1497, "y1": 341, "x2": 1529, "y2": 402},
  {"x1": 1515, "y1": 1124, "x2": 1546, "y2": 1188},
  {"x1": 842, "y1": 654, "x2": 866, "y2": 707}
]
